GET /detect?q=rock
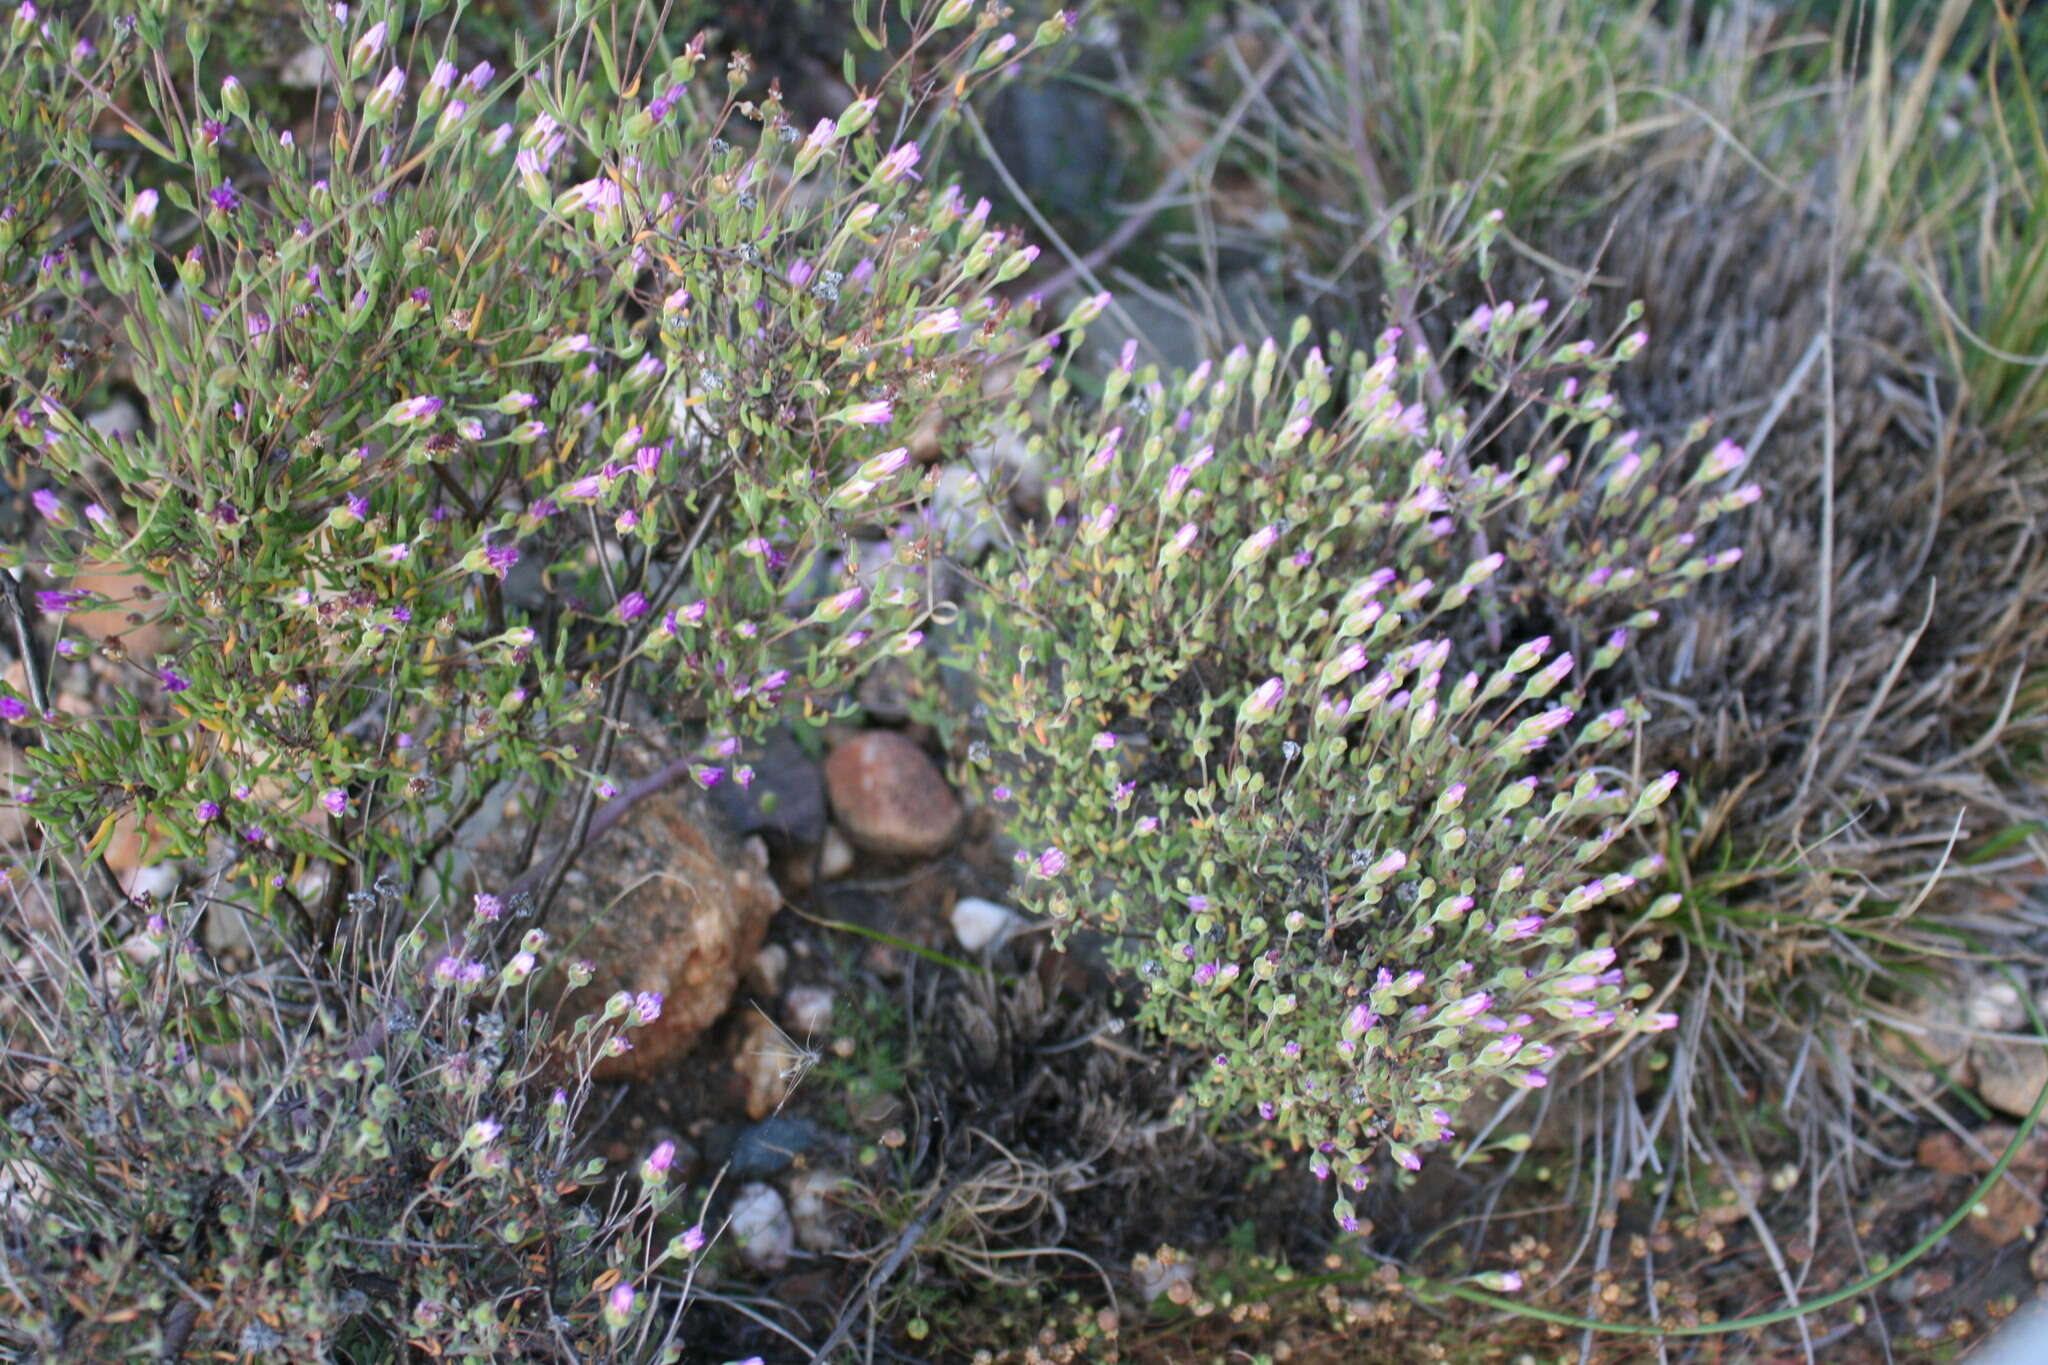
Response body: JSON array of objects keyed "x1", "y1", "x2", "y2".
[
  {"x1": 908, "y1": 404, "x2": 946, "y2": 463},
  {"x1": 734, "y1": 1011, "x2": 806, "y2": 1119},
  {"x1": 1919, "y1": 1123, "x2": 2048, "y2": 1178},
  {"x1": 931, "y1": 465, "x2": 1000, "y2": 561},
  {"x1": 728, "y1": 1183, "x2": 795, "y2": 1272},
  {"x1": 970, "y1": 424, "x2": 1045, "y2": 516},
  {"x1": 787, "y1": 1169, "x2": 849, "y2": 1251},
  {"x1": 950, "y1": 896, "x2": 1023, "y2": 953},
  {"x1": 0, "y1": 1158, "x2": 51, "y2": 1221},
  {"x1": 521, "y1": 743, "x2": 780, "y2": 1082},
  {"x1": 818, "y1": 826, "x2": 856, "y2": 881},
  {"x1": 845, "y1": 1088, "x2": 904, "y2": 1134},
  {"x1": 727, "y1": 1117, "x2": 823, "y2": 1179},
  {"x1": 709, "y1": 731, "x2": 826, "y2": 845},
  {"x1": 85, "y1": 398, "x2": 143, "y2": 442},
  {"x1": 1971, "y1": 979, "x2": 2029, "y2": 1034},
  {"x1": 850, "y1": 537, "x2": 928, "y2": 612},
  {"x1": 855, "y1": 658, "x2": 922, "y2": 724},
  {"x1": 277, "y1": 42, "x2": 335, "y2": 90},
  {"x1": 1879, "y1": 991, "x2": 1976, "y2": 1072},
  {"x1": 746, "y1": 944, "x2": 788, "y2": 999},
  {"x1": 1975, "y1": 1039, "x2": 2048, "y2": 1119},
  {"x1": 668, "y1": 370, "x2": 726, "y2": 454},
  {"x1": 784, "y1": 986, "x2": 835, "y2": 1037},
  {"x1": 979, "y1": 78, "x2": 1126, "y2": 223},
  {"x1": 1971, "y1": 1176, "x2": 2041, "y2": 1247},
  {"x1": 823, "y1": 730, "x2": 962, "y2": 857}
]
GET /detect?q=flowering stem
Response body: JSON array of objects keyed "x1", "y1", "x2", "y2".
[
  {"x1": 525, "y1": 488, "x2": 728, "y2": 935},
  {"x1": 0, "y1": 570, "x2": 50, "y2": 718}
]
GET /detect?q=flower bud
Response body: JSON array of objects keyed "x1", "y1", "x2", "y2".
[
  {"x1": 991, "y1": 242, "x2": 1040, "y2": 284},
  {"x1": 836, "y1": 95, "x2": 879, "y2": 139},
  {"x1": 348, "y1": 19, "x2": 385, "y2": 77},
  {"x1": 1238, "y1": 677, "x2": 1286, "y2": 726},
  {"x1": 1033, "y1": 9, "x2": 1075, "y2": 45},
  {"x1": 419, "y1": 58, "x2": 457, "y2": 117},
  {"x1": 972, "y1": 32, "x2": 1019, "y2": 72},
  {"x1": 1066, "y1": 290, "x2": 1111, "y2": 327},
  {"x1": 362, "y1": 67, "x2": 406, "y2": 125},
  {"x1": 1230, "y1": 522, "x2": 1282, "y2": 572},
  {"x1": 125, "y1": 188, "x2": 158, "y2": 238},
  {"x1": 220, "y1": 75, "x2": 249, "y2": 119}
]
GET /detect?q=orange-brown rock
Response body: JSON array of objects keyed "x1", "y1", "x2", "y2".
[
  {"x1": 823, "y1": 729, "x2": 961, "y2": 857},
  {"x1": 521, "y1": 745, "x2": 781, "y2": 1082}
]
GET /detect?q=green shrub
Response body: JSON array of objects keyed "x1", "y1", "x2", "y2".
[
  {"x1": 0, "y1": 875, "x2": 706, "y2": 1359},
  {"x1": 0, "y1": 0, "x2": 1069, "y2": 904},
  {"x1": 959, "y1": 217, "x2": 1760, "y2": 1232},
  {"x1": 0, "y1": 0, "x2": 1082, "y2": 1358}
]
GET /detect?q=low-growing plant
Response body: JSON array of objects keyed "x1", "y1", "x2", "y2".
[
  {"x1": 0, "y1": 0, "x2": 1073, "y2": 917},
  {"x1": 957, "y1": 214, "x2": 1761, "y2": 1232},
  {"x1": 0, "y1": 871, "x2": 727, "y2": 1361}
]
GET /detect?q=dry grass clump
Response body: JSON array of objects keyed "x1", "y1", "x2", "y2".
[{"x1": 1130, "y1": 0, "x2": 2048, "y2": 1103}]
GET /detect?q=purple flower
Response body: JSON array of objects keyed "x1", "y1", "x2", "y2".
[
  {"x1": 195, "y1": 798, "x2": 220, "y2": 822},
  {"x1": 349, "y1": 19, "x2": 386, "y2": 70},
  {"x1": 875, "y1": 142, "x2": 922, "y2": 184},
  {"x1": 364, "y1": 67, "x2": 406, "y2": 120},
  {"x1": 617, "y1": 591, "x2": 648, "y2": 622},
  {"x1": 462, "y1": 59, "x2": 495, "y2": 91},
  {"x1": 207, "y1": 180, "x2": 239, "y2": 214},
  {"x1": 160, "y1": 667, "x2": 191, "y2": 693},
  {"x1": 36, "y1": 589, "x2": 95, "y2": 613},
  {"x1": 1445, "y1": 992, "x2": 1490, "y2": 1021},
  {"x1": 1035, "y1": 846, "x2": 1067, "y2": 879},
  {"x1": 320, "y1": 788, "x2": 348, "y2": 817},
  {"x1": 908, "y1": 307, "x2": 960, "y2": 340},
  {"x1": 1239, "y1": 677, "x2": 1287, "y2": 725},
  {"x1": 0, "y1": 697, "x2": 26, "y2": 723},
  {"x1": 840, "y1": 399, "x2": 894, "y2": 427},
  {"x1": 642, "y1": 1140, "x2": 676, "y2": 1179},
  {"x1": 389, "y1": 394, "x2": 443, "y2": 425},
  {"x1": 474, "y1": 893, "x2": 504, "y2": 921}
]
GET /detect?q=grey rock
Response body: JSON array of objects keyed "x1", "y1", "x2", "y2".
[{"x1": 726, "y1": 1117, "x2": 823, "y2": 1179}]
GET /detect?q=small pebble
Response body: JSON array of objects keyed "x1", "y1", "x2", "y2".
[
  {"x1": 818, "y1": 825, "x2": 856, "y2": 881},
  {"x1": 784, "y1": 986, "x2": 835, "y2": 1037},
  {"x1": 951, "y1": 896, "x2": 1023, "y2": 953},
  {"x1": 728, "y1": 1183, "x2": 794, "y2": 1271}
]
